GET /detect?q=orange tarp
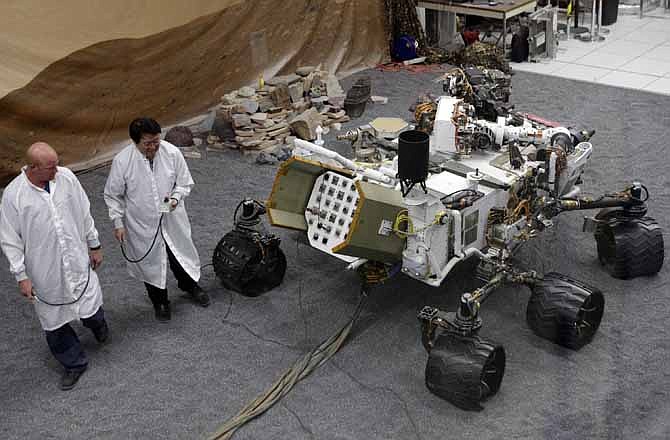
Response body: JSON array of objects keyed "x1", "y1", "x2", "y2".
[{"x1": 0, "y1": 0, "x2": 388, "y2": 184}]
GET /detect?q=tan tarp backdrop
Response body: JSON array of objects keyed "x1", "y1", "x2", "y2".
[{"x1": 0, "y1": 0, "x2": 388, "y2": 184}]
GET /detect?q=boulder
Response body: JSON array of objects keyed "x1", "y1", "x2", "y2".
[
  {"x1": 289, "y1": 108, "x2": 322, "y2": 140},
  {"x1": 165, "y1": 126, "x2": 194, "y2": 147}
]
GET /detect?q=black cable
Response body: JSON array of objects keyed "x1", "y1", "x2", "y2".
[
  {"x1": 232, "y1": 200, "x2": 246, "y2": 226},
  {"x1": 221, "y1": 289, "x2": 234, "y2": 322},
  {"x1": 33, "y1": 265, "x2": 92, "y2": 306},
  {"x1": 233, "y1": 199, "x2": 266, "y2": 226},
  {"x1": 638, "y1": 184, "x2": 649, "y2": 202},
  {"x1": 119, "y1": 213, "x2": 165, "y2": 263},
  {"x1": 440, "y1": 188, "x2": 480, "y2": 202}
]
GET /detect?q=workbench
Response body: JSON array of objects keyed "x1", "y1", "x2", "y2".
[{"x1": 418, "y1": 0, "x2": 538, "y2": 51}]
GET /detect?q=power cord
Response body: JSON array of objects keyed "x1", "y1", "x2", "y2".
[
  {"x1": 119, "y1": 213, "x2": 165, "y2": 263},
  {"x1": 32, "y1": 265, "x2": 92, "y2": 306},
  {"x1": 208, "y1": 289, "x2": 368, "y2": 440}
]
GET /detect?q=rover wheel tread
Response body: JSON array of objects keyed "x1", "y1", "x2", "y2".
[
  {"x1": 425, "y1": 333, "x2": 505, "y2": 411},
  {"x1": 526, "y1": 272, "x2": 604, "y2": 350},
  {"x1": 595, "y1": 214, "x2": 664, "y2": 279}
]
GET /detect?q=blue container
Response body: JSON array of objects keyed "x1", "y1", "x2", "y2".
[{"x1": 393, "y1": 35, "x2": 417, "y2": 61}]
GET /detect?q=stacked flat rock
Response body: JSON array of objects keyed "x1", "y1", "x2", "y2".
[{"x1": 209, "y1": 67, "x2": 350, "y2": 161}]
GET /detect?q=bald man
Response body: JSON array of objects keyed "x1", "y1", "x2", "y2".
[{"x1": 0, "y1": 142, "x2": 108, "y2": 390}]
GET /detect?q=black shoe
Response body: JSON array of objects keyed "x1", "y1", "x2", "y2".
[
  {"x1": 93, "y1": 321, "x2": 109, "y2": 343},
  {"x1": 154, "y1": 303, "x2": 171, "y2": 322},
  {"x1": 61, "y1": 367, "x2": 86, "y2": 391},
  {"x1": 189, "y1": 285, "x2": 210, "y2": 307}
]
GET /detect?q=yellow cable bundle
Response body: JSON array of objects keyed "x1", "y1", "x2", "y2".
[{"x1": 393, "y1": 210, "x2": 447, "y2": 238}]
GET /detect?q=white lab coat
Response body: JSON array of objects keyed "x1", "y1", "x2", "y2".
[
  {"x1": 0, "y1": 167, "x2": 103, "y2": 331},
  {"x1": 103, "y1": 140, "x2": 200, "y2": 289}
]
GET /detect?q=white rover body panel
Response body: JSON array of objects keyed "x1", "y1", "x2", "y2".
[{"x1": 279, "y1": 96, "x2": 593, "y2": 288}]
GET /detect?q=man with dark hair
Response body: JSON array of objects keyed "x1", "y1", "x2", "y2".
[
  {"x1": 104, "y1": 117, "x2": 209, "y2": 321},
  {"x1": 0, "y1": 142, "x2": 108, "y2": 390}
]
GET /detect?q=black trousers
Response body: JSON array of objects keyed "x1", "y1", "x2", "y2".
[
  {"x1": 44, "y1": 306, "x2": 106, "y2": 372},
  {"x1": 144, "y1": 244, "x2": 198, "y2": 306}
]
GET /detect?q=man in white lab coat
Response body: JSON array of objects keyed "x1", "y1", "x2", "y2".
[
  {"x1": 104, "y1": 117, "x2": 209, "y2": 322},
  {"x1": 0, "y1": 142, "x2": 108, "y2": 390}
]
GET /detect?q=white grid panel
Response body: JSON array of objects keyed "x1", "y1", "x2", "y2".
[{"x1": 305, "y1": 171, "x2": 360, "y2": 262}]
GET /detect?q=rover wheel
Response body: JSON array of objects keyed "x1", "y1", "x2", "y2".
[
  {"x1": 212, "y1": 231, "x2": 287, "y2": 297},
  {"x1": 526, "y1": 272, "x2": 604, "y2": 350},
  {"x1": 594, "y1": 211, "x2": 664, "y2": 279},
  {"x1": 425, "y1": 333, "x2": 505, "y2": 411}
]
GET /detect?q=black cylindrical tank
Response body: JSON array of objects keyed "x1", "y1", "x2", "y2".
[{"x1": 398, "y1": 130, "x2": 429, "y2": 184}]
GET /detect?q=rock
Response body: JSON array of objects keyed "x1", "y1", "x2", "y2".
[
  {"x1": 232, "y1": 104, "x2": 248, "y2": 114},
  {"x1": 262, "y1": 119, "x2": 276, "y2": 128},
  {"x1": 267, "y1": 106, "x2": 284, "y2": 114},
  {"x1": 310, "y1": 96, "x2": 328, "y2": 111},
  {"x1": 288, "y1": 83, "x2": 304, "y2": 103},
  {"x1": 240, "y1": 139, "x2": 264, "y2": 148},
  {"x1": 234, "y1": 129, "x2": 255, "y2": 137},
  {"x1": 207, "y1": 134, "x2": 221, "y2": 144},
  {"x1": 331, "y1": 123, "x2": 342, "y2": 131},
  {"x1": 289, "y1": 107, "x2": 322, "y2": 140},
  {"x1": 237, "y1": 86, "x2": 256, "y2": 98},
  {"x1": 296, "y1": 66, "x2": 316, "y2": 76},
  {"x1": 328, "y1": 110, "x2": 346, "y2": 119},
  {"x1": 220, "y1": 93, "x2": 239, "y2": 105},
  {"x1": 273, "y1": 145, "x2": 293, "y2": 161},
  {"x1": 266, "y1": 126, "x2": 291, "y2": 138},
  {"x1": 207, "y1": 143, "x2": 229, "y2": 152},
  {"x1": 258, "y1": 139, "x2": 280, "y2": 149},
  {"x1": 165, "y1": 126, "x2": 194, "y2": 148},
  {"x1": 193, "y1": 137, "x2": 203, "y2": 146},
  {"x1": 285, "y1": 136, "x2": 296, "y2": 147},
  {"x1": 329, "y1": 95, "x2": 345, "y2": 107},
  {"x1": 239, "y1": 99, "x2": 259, "y2": 114},
  {"x1": 181, "y1": 148, "x2": 202, "y2": 159},
  {"x1": 324, "y1": 116, "x2": 349, "y2": 126},
  {"x1": 212, "y1": 111, "x2": 236, "y2": 141},
  {"x1": 309, "y1": 78, "x2": 325, "y2": 97},
  {"x1": 266, "y1": 74, "x2": 301, "y2": 86},
  {"x1": 291, "y1": 99, "x2": 310, "y2": 114},
  {"x1": 371, "y1": 95, "x2": 388, "y2": 104},
  {"x1": 258, "y1": 97, "x2": 275, "y2": 112},
  {"x1": 250, "y1": 112, "x2": 268, "y2": 123},
  {"x1": 271, "y1": 84, "x2": 291, "y2": 108},
  {"x1": 232, "y1": 114, "x2": 252, "y2": 128},
  {"x1": 255, "y1": 121, "x2": 288, "y2": 133},
  {"x1": 255, "y1": 151, "x2": 278, "y2": 165}
]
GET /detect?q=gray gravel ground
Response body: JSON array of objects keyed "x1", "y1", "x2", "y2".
[{"x1": 1, "y1": 68, "x2": 669, "y2": 440}]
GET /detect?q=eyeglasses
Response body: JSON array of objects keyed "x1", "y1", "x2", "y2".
[{"x1": 140, "y1": 139, "x2": 161, "y2": 147}]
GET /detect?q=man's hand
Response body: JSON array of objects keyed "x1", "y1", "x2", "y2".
[
  {"x1": 89, "y1": 248, "x2": 103, "y2": 270},
  {"x1": 169, "y1": 197, "x2": 179, "y2": 212},
  {"x1": 114, "y1": 227, "x2": 126, "y2": 243},
  {"x1": 18, "y1": 279, "x2": 34, "y2": 302}
]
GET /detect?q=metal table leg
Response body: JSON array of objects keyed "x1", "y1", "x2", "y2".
[
  {"x1": 591, "y1": 0, "x2": 597, "y2": 40},
  {"x1": 503, "y1": 16, "x2": 507, "y2": 52}
]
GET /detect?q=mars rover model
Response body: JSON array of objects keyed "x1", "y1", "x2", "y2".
[{"x1": 213, "y1": 68, "x2": 664, "y2": 410}]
